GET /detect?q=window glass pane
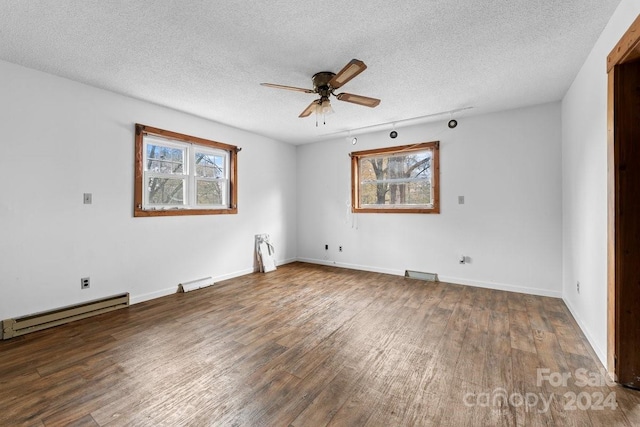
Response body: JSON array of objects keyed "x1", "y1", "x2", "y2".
[
  {"x1": 196, "y1": 180, "x2": 224, "y2": 205},
  {"x1": 406, "y1": 180, "x2": 432, "y2": 204},
  {"x1": 360, "y1": 182, "x2": 386, "y2": 205},
  {"x1": 359, "y1": 148, "x2": 433, "y2": 207},
  {"x1": 405, "y1": 152, "x2": 432, "y2": 179},
  {"x1": 195, "y1": 153, "x2": 225, "y2": 178},
  {"x1": 359, "y1": 157, "x2": 378, "y2": 181},
  {"x1": 147, "y1": 178, "x2": 185, "y2": 205},
  {"x1": 146, "y1": 144, "x2": 184, "y2": 174},
  {"x1": 360, "y1": 180, "x2": 431, "y2": 206}
]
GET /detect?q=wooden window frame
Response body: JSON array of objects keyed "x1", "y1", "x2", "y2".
[
  {"x1": 351, "y1": 141, "x2": 440, "y2": 214},
  {"x1": 134, "y1": 124, "x2": 239, "y2": 217}
]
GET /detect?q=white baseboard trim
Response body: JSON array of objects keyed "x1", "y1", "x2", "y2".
[
  {"x1": 130, "y1": 287, "x2": 178, "y2": 305},
  {"x1": 296, "y1": 257, "x2": 404, "y2": 276},
  {"x1": 439, "y1": 275, "x2": 562, "y2": 298},
  {"x1": 297, "y1": 257, "x2": 562, "y2": 298},
  {"x1": 131, "y1": 258, "x2": 298, "y2": 305},
  {"x1": 131, "y1": 257, "x2": 562, "y2": 310},
  {"x1": 562, "y1": 297, "x2": 607, "y2": 367},
  {"x1": 130, "y1": 267, "x2": 257, "y2": 305},
  {"x1": 278, "y1": 258, "x2": 298, "y2": 266},
  {"x1": 213, "y1": 267, "x2": 257, "y2": 283}
]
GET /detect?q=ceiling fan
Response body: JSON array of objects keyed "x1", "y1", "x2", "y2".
[{"x1": 260, "y1": 59, "x2": 381, "y2": 124}]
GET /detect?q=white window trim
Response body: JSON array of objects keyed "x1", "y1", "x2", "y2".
[
  {"x1": 142, "y1": 135, "x2": 230, "y2": 210},
  {"x1": 190, "y1": 145, "x2": 229, "y2": 208}
]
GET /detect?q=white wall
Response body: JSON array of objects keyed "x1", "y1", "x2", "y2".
[
  {"x1": 0, "y1": 60, "x2": 297, "y2": 320},
  {"x1": 3, "y1": 0, "x2": 634, "y2": 358},
  {"x1": 561, "y1": 0, "x2": 640, "y2": 366},
  {"x1": 297, "y1": 103, "x2": 563, "y2": 297}
]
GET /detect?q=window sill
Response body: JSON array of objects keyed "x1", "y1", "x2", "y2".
[
  {"x1": 134, "y1": 207, "x2": 238, "y2": 217},
  {"x1": 352, "y1": 207, "x2": 439, "y2": 214}
]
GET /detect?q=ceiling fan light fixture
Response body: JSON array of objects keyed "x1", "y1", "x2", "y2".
[
  {"x1": 321, "y1": 98, "x2": 334, "y2": 115},
  {"x1": 315, "y1": 98, "x2": 333, "y2": 126}
]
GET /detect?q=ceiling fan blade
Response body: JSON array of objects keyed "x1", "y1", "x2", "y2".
[
  {"x1": 299, "y1": 100, "x2": 319, "y2": 118},
  {"x1": 329, "y1": 59, "x2": 367, "y2": 89},
  {"x1": 260, "y1": 83, "x2": 315, "y2": 93},
  {"x1": 336, "y1": 93, "x2": 381, "y2": 108}
]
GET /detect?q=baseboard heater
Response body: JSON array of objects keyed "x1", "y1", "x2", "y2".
[
  {"x1": 1, "y1": 293, "x2": 129, "y2": 340},
  {"x1": 179, "y1": 277, "x2": 214, "y2": 292}
]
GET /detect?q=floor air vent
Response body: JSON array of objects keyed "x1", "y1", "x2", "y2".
[
  {"x1": 1, "y1": 293, "x2": 129, "y2": 339},
  {"x1": 404, "y1": 270, "x2": 439, "y2": 282}
]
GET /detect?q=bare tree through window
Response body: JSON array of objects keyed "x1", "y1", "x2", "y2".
[{"x1": 351, "y1": 141, "x2": 439, "y2": 214}]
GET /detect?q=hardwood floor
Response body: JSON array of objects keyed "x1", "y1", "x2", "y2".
[{"x1": 1, "y1": 262, "x2": 638, "y2": 426}]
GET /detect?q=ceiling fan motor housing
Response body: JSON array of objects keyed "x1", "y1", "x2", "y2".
[{"x1": 312, "y1": 72, "x2": 336, "y2": 96}]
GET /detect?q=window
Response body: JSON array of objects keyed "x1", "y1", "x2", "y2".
[
  {"x1": 134, "y1": 124, "x2": 238, "y2": 217},
  {"x1": 351, "y1": 141, "x2": 439, "y2": 213}
]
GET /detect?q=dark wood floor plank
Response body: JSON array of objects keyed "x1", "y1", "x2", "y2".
[
  {"x1": 507, "y1": 291, "x2": 529, "y2": 312},
  {"x1": 436, "y1": 282, "x2": 464, "y2": 310},
  {"x1": 511, "y1": 348, "x2": 556, "y2": 426},
  {"x1": 290, "y1": 345, "x2": 379, "y2": 427},
  {"x1": 527, "y1": 306, "x2": 554, "y2": 333},
  {"x1": 419, "y1": 302, "x2": 472, "y2": 406},
  {"x1": 487, "y1": 288, "x2": 510, "y2": 314},
  {"x1": 44, "y1": 413, "x2": 99, "y2": 427},
  {"x1": 363, "y1": 344, "x2": 429, "y2": 426},
  {"x1": 509, "y1": 308, "x2": 538, "y2": 354},
  {"x1": 486, "y1": 309, "x2": 511, "y2": 356},
  {"x1": 0, "y1": 262, "x2": 635, "y2": 426},
  {"x1": 454, "y1": 307, "x2": 490, "y2": 386}
]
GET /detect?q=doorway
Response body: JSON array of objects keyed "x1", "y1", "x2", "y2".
[{"x1": 607, "y1": 14, "x2": 640, "y2": 388}]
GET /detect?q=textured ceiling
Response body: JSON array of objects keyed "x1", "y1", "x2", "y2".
[{"x1": 0, "y1": 0, "x2": 621, "y2": 144}]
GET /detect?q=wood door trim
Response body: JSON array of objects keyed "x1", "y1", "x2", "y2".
[
  {"x1": 607, "y1": 68, "x2": 616, "y2": 374},
  {"x1": 607, "y1": 15, "x2": 640, "y2": 72},
  {"x1": 607, "y1": 14, "x2": 640, "y2": 375}
]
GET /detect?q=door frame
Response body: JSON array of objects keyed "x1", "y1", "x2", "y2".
[{"x1": 607, "y1": 14, "x2": 640, "y2": 377}]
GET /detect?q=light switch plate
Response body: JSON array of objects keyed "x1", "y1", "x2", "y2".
[{"x1": 83, "y1": 193, "x2": 92, "y2": 204}]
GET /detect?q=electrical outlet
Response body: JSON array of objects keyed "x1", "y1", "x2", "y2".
[
  {"x1": 339, "y1": 246, "x2": 343, "y2": 252},
  {"x1": 81, "y1": 277, "x2": 90, "y2": 289},
  {"x1": 577, "y1": 281, "x2": 580, "y2": 293}
]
